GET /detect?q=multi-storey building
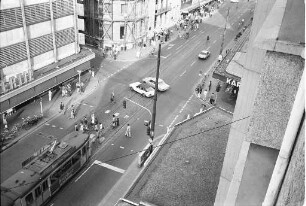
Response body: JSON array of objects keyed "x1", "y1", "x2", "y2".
[
  {"x1": 0, "y1": 0, "x2": 94, "y2": 113},
  {"x1": 215, "y1": 0, "x2": 304, "y2": 205}
]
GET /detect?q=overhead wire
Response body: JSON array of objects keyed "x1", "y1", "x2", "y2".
[{"x1": 1, "y1": 115, "x2": 250, "y2": 191}]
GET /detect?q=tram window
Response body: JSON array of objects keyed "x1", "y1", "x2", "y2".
[
  {"x1": 42, "y1": 180, "x2": 48, "y2": 192},
  {"x1": 35, "y1": 186, "x2": 42, "y2": 198},
  {"x1": 25, "y1": 192, "x2": 34, "y2": 205},
  {"x1": 72, "y1": 151, "x2": 81, "y2": 164},
  {"x1": 82, "y1": 145, "x2": 87, "y2": 156},
  {"x1": 61, "y1": 160, "x2": 72, "y2": 173}
]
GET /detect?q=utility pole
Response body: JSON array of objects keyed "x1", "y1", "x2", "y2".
[
  {"x1": 150, "y1": 43, "x2": 161, "y2": 141},
  {"x1": 220, "y1": 7, "x2": 230, "y2": 55}
]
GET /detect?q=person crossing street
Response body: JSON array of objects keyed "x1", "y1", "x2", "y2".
[{"x1": 125, "y1": 124, "x2": 131, "y2": 138}]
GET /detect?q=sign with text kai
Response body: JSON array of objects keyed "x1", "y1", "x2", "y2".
[{"x1": 226, "y1": 78, "x2": 241, "y2": 87}]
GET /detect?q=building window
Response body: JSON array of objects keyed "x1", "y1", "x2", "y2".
[
  {"x1": 121, "y1": 4, "x2": 127, "y2": 15},
  {"x1": 120, "y1": 26, "x2": 125, "y2": 39}
]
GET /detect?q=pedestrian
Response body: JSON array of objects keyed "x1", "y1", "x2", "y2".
[
  {"x1": 111, "y1": 91, "x2": 115, "y2": 102},
  {"x1": 94, "y1": 124, "x2": 99, "y2": 132},
  {"x1": 210, "y1": 93, "x2": 216, "y2": 105},
  {"x1": 203, "y1": 89, "x2": 208, "y2": 101},
  {"x1": 125, "y1": 124, "x2": 131, "y2": 138},
  {"x1": 83, "y1": 116, "x2": 88, "y2": 128},
  {"x1": 3, "y1": 116, "x2": 8, "y2": 130},
  {"x1": 80, "y1": 123, "x2": 84, "y2": 133},
  {"x1": 48, "y1": 90, "x2": 52, "y2": 101},
  {"x1": 99, "y1": 122, "x2": 104, "y2": 130},
  {"x1": 70, "y1": 108, "x2": 75, "y2": 119},
  {"x1": 91, "y1": 113, "x2": 95, "y2": 125},
  {"x1": 208, "y1": 81, "x2": 212, "y2": 91},
  {"x1": 112, "y1": 114, "x2": 116, "y2": 128},
  {"x1": 59, "y1": 102, "x2": 64, "y2": 113},
  {"x1": 74, "y1": 123, "x2": 79, "y2": 131}
]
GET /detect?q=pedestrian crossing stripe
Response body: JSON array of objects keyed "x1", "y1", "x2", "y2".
[
  {"x1": 124, "y1": 115, "x2": 129, "y2": 119},
  {"x1": 105, "y1": 110, "x2": 110, "y2": 114}
]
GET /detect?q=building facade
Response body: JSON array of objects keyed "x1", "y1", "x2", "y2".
[
  {"x1": 214, "y1": 0, "x2": 304, "y2": 205},
  {"x1": 0, "y1": 0, "x2": 94, "y2": 113}
]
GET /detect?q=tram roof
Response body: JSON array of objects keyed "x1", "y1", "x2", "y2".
[{"x1": 1, "y1": 132, "x2": 89, "y2": 206}]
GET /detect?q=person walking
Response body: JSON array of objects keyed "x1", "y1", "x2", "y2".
[
  {"x1": 48, "y1": 90, "x2": 52, "y2": 101},
  {"x1": 70, "y1": 108, "x2": 75, "y2": 119},
  {"x1": 59, "y1": 102, "x2": 64, "y2": 113},
  {"x1": 74, "y1": 123, "x2": 79, "y2": 131},
  {"x1": 125, "y1": 124, "x2": 131, "y2": 138},
  {"x1": 3, "y1": 114, "x2": 8, "y2": 130},
  {"x1": 208, "y1": 81, "x2": 212, "y2": 91},
  {"x1": 203, "y1": 89, "x2": 208, "y2": 101},
  {"x1": 209, "y1": 93, "x2": 216, "y2": 105},
  {"x1": 110, "y1": 91, "x2": 115, "y2": 102}
]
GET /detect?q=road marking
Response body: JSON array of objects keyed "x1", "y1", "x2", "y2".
[
  {"x1": 50, "y1": 204, "x2": 54, "y2": 206},
  {"x1": 200, "y1": 31, "x2": 204, "y2": 33},
  {"x1": 176, "y1": 45, "x2": 183, "y2": 50},
  {"x1": 174, "y1": 49, "x2": 182, "y2": 55},
  {"x1": 124, "y1": 115, "x2": 129, "y2": 118},
  {"x1": 120, "y1": 146, "x2": 124, "y2": 149},
  {"x1": 52, "y1": 125, "x2": 56, "y2": 128},
  {"x1": 159, "y1": 124, "x2": 163, "y2": 127},
  {"x1": 169, "y1": 115, "x2": 179, "y2": 128},
  {"x1": 190, "y1": 61, "x2": 196, "y2": 67},
  {"x1": 111, "y1": 143, "x2": 114, "y2": 145},
  {"x1": 94, "y1": 160, "x2": 125, "y2": 174},
  {"x1": 168, "y1": 43, "x2": 175, "y2": 47},
  {"x1": 180, "y1": 70, "x2": 186, "y2": 77},
  {"x1": 207, "y1": 46, "x2": 211, "y2": 50},
  {"x1": 131, "y1": 150, "x2": 134, "y2": 152},
  {"x1": 191, "y1": 35, "x2": 196, "y2": 39},
  {"x1": 59, "y1": 127, "x2": 63, "y2": 130},
  {"x1": 161, "y1": 53, "x2": 171, "y2": 58},
  {"x1": 45, "y1": 123, "x2": 50, "y2": 126},
  {"x1": 105, "y1": 110, "x2": 110, "y2": 114},
  {"x1": 213, "y1": 40, "x2": 217, "y2": 44},
  {"x1": 75, "y1": 162, "x2": 94, "y2": 182}
]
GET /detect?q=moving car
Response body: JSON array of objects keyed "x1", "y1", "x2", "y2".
[
  {"x1": 198, "y1": 50, "x2": 211, "y2": 60},
  {"x1": 142, "y1": 77, "x2": 170, "y2": 91},
  {"x1": 129, "y1": 82, "x2": 155, "y2": 97}
]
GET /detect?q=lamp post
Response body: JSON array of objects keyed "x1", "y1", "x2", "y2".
[
  {"x1": 40, "y1": 97, "x2": 43, "y2": 116},
  {"x1": 220, "y1": 7, "x2": 230, "y2": 55}
]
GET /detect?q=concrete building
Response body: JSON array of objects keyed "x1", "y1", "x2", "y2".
[
  {"x1": 214, "y1": 0, "x2": 305, "y2": 205},
  {"x1": 0, "y1": 0, "x2": 95, "y2": 113}
]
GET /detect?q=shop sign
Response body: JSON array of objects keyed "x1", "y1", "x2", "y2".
[{"x1": 226, "y1": 78, "x2": 241, "y2": 87}]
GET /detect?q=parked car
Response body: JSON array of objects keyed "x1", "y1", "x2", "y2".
[
  {"x1": 142, "y1": 77, "x2": 170, "y2": 91},
  {"x1": 198, "y1": 50, "x2": 211, "y2": 60},
  {"x1": 129, "y1": 82, "x2": 155, "y2": 97}
]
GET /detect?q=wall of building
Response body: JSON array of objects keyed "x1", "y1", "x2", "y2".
[
  {"x1": 0, "y1": 0, "x2": 80, "y2": 83},
  {"x1": 214, "y1": 0, "x2": 277, "y2": 205},
  {"x1": 247, "y1": 51, "x2": 304, "y2": 149},
  {"x1": 275, "y1": 118, "x2": 305, "y2": 206}
]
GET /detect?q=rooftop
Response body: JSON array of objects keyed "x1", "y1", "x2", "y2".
[{"x1": 125, "y1": 107, "x2": 233, "y2": 206}]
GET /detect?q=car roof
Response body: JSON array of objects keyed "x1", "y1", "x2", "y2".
[
  {"x1": 201, "y1": 50, "x2": 209, "y2": 53},
  {"x1": 139, "y1": 83, "x2": 152, "y2": 89}
]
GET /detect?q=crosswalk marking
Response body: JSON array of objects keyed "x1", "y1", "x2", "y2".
[{"x1": 94, "y1": 160, "x2": 125, "y2": 174}]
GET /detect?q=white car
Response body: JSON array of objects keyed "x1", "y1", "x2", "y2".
[
  {"x1": 142, "y1": 77, "x2": 170, "y2": 92},
  {"x1": 129, "y1": 82, "x2": 155, "y2": 97},
  {"x1": 198, "y1": 50, "x2": 211, "y2": 60}
]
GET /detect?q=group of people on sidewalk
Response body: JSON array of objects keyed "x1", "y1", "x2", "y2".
[{"x1": 195, "y1": 73, "x2": 222, "y2": 105}]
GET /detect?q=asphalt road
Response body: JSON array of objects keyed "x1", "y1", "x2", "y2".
[{"x1": 0, "y1": 1, "x2": 255, "y2": 205}]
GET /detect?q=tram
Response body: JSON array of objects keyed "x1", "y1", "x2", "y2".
[{"x1": 1, "y1": 132, "x2": 92, "y2": 206}]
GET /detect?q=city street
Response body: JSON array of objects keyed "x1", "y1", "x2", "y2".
[{"x1": 0, "y1": 1, "x2": 255, "y2": 205}]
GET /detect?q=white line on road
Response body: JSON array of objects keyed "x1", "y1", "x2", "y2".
[
  {"x1": 174, "y1": 49, "x2": 182, "y2": 55},
  {"x1": 131, "y1": 150, "x2": 134, "y2": 152},
  {"x1": 105, "y1": 110, "x2": 110, "y2": 114},
  {"x1": 59, "y1": 127, "x2": 63, "y2": 130},
  {"x1": 52, "y1": 125, "x2": 56, "y2": 128},
  {"x1": 169, "y1": 115, "x2": 179, "y2": 128},
  {"x1": 45, "y1": 123, "x2": 50, "y2": 126},
  {"x1": 207, "y1": 46, "x2": 211, "y2": 50},
  {"x1": 180, "y1": 70, "x2": 186, "y2": 77},
  {"x1": 75, "y1": 162, "x2": 94, "y2": 182},
  {"x1": 111, "y1": 143, "x2": 114, "y2": 145},
  {"x1": 176, "y1": 45, "x2": 183, "y2": 50},
  {"x1": 191, "y1": 35, "x2": 196, "y2": 39},
  {"x1": 190, "y1": 61, "x2": 196, "y2": 67},
  {"x1": 120, "y1": 146, "x2": 124, "y2": 149},
  {"x1": 94, "y1": 160, "x2": 125, "y2": 174},
  {"x1": 159, "y1": 124, "x2": 163, "y2": 127},
  {"x1": 213, "y1": 40, "x2": 217, "y2": 44}
]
